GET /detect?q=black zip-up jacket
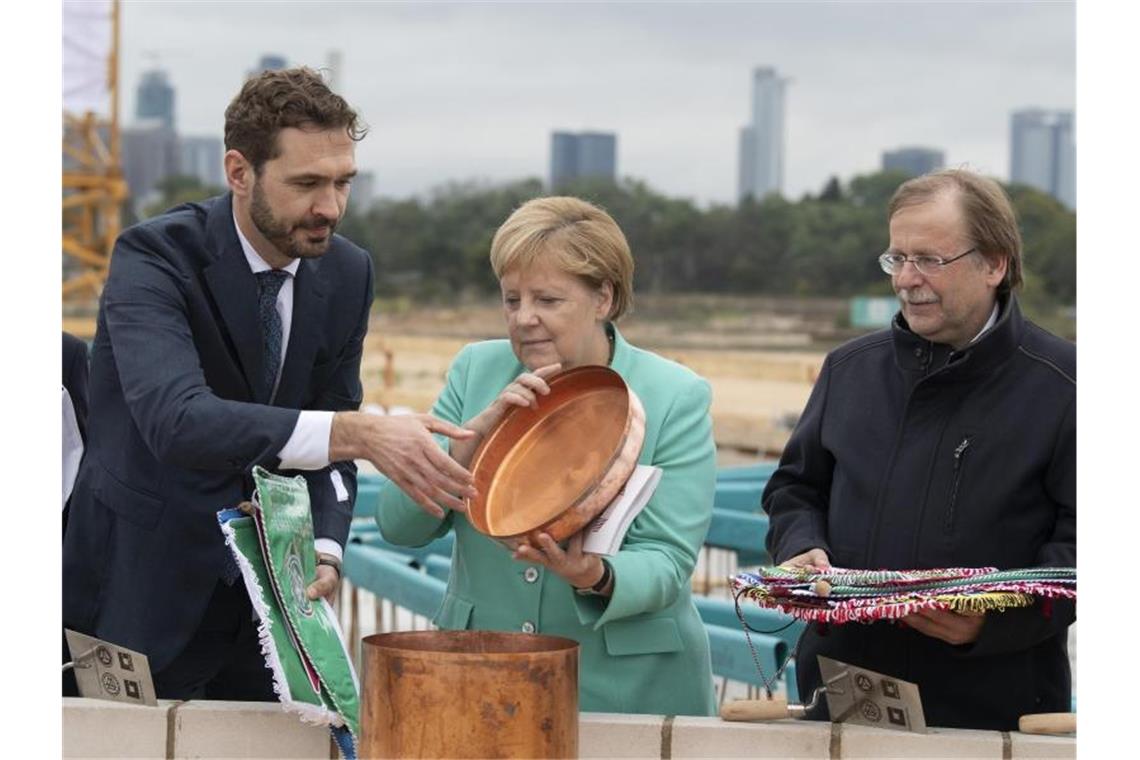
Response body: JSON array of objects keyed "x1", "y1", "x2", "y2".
[{"x1": 763, "y1": 295, "x2": 1075, "y2": 730}]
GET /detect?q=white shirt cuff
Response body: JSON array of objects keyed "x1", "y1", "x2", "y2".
[
  {"x1": 314, "y1": 538, "x2": 343, "y2": 562},
  {"x1": 277, "y1": 411, "x2": 334, "y2": 470}
]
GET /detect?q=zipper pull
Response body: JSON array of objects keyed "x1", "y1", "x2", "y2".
[{"x1": 953, "y1": 437, "x2": 971, "y2": 464}]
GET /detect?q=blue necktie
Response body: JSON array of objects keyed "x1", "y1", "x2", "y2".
[{"x1": 256, "y1": 270, "x2": 289, "y2": 402}]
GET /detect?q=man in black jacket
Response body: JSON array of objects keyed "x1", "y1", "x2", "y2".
[{"x1": 763, "y1": 169, "x2": 1075, "y2": 730}]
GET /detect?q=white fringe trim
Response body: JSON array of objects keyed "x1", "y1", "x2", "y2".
[{"x1": 220, "y1": 519, "x2": 345, "y2": 729}]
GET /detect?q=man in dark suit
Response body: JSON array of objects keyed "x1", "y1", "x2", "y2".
[{"x1": 62, "y1": 68, "x2": 476, "y2": 700}]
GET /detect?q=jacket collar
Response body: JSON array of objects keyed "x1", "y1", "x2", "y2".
[
  {"x1": 608, "y1": 322, "x2": 633, "y2": 376},
  {"x1": 203, "y1": 194, "x2": 263, "y2": 401},
  {"x1": 892, "y1": 293, "x2": 1023, "y2": 382}
]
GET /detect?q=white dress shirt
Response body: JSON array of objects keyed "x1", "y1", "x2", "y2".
[
  {"x1": 969, "y1": 303, "x2": 1001, "y2": 345},
  {"x1": 234, "y1": 214, "x2": 342, "y2": 560}
]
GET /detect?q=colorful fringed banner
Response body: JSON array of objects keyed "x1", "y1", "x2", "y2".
[{"x1": 732, "y1": 566, "x2": 1076, "y2": 624}]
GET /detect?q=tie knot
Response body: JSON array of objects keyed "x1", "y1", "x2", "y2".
[{"x1": 256, "y1": 269, "x2": 289, "y2": 299}]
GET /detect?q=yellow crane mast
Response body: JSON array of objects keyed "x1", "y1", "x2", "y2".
[{"x1": 63, "y1": 0, "x2": 125, "y2": 337}]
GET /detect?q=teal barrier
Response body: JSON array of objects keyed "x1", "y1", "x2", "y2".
[
  {"x1": 358, "y1": 472, "x2": 387, "y2": 488},
  {"x1": 692, "y1": 595, "x2": 804, "y2": 651},
  {"x1": 342, "y1": 543, "x2": 445, "y2": 619},
  {"x1": 348, "y1": 525, "x2": 455, "y2": 566},
  {"x1": 705, "y1": 508, "x2": 769, "y2": 565},
  {"x1": 706, "y1": 624, "x2": 788, "y2": 691},
  {"x1": 714, "y1": 481, "x2": 766, "y2": 512},
  {"x1": 353, "y1": 480, "x2": 383, "y2": 519},
  {"x1": 716, "y1": 462, "x2": 778, "y2": 483}
]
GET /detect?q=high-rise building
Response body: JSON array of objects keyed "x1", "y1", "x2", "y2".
[
  {"x1": 136, "y1": 69, "x2": 175, "y2": 129},
  {"x1": 1052, "y1": 113, "x2": 1076, "y2": 211},
  {"x1": 738, "y1": 67, "x2": 786, "y2": 201},
  {"x1": 550, "y1": 132, "x2": 579, "y2": 189},
  {"x1": 122, "y1": 120, "x2": 180, "y2": 213},
  {"x1": 549, "y1": 131, "x2": 617, "y2": 189},
  {"x1": 179, "y1": 136, "x2": 224, "y2": 189},
  {"x1": 882, "y1": 147, "x2": 945, "y2": 177},
  {"x1": 1010, "y1": 109, "x2": 1076, "y2": 210}
]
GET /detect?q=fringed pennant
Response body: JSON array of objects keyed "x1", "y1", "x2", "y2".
[
  {"x1": 732, "y1": 566, "x2": 1076, "y2": 625},
  {"x1": 217, "y1": 466, "x2": 360, "y2": 758}
]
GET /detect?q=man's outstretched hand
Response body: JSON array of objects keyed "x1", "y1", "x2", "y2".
[{"x1": 330, "y1": 411, "x2": 477, "y2": 518}]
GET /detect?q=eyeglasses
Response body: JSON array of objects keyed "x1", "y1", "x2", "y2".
[{"x1": 879, "y1": 247, "x2": 977, "y2": 277}]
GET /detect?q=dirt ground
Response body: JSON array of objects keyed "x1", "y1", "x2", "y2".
[{"x1": 360, "y1": 304, "x2": 825, "y2": 462}]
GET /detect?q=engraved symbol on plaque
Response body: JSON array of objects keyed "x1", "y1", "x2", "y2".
[{"x1": 101, "y1": 672, "x2": 121, "y2": 696}]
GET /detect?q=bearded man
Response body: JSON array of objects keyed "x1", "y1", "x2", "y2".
[{"x1": 63, "y1": 68, "x2": 475, "y2": 699}]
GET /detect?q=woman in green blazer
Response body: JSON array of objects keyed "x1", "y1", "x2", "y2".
[{"x1": 377, "y1": 196, "x2": 716, "y2": 715}]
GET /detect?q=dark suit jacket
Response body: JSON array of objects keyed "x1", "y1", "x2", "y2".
[
  {"x1": 62, "y1": 331, "x2": 89, "y2": 442},
  {"x1": 62, "y1": 194, "x2": 374, "y2": 672}
]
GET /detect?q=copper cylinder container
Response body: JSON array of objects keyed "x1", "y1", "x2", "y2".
[
  {"x1": 466, "y1": 365, "x2": 646, "y2": 549},
  {"x1": 360, "y1": 631, "x2": 579, "y2": 758}
]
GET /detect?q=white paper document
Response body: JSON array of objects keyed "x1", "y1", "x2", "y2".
[{"x1": 582, "y1": 465, "x2": 662, "y2": 556}]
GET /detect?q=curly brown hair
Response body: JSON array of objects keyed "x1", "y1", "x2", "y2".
[{"x1": 224, "y1": 67, "x2": 367, "y2": 172}]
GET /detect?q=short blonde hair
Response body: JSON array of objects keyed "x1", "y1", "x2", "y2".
[{"x1": 489, "y1": 196, "x2": 634, "y2": 321}]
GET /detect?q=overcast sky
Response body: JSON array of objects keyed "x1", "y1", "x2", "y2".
[{"x1": 110, "y1": 1, "x2": 1074, "y2": 206}]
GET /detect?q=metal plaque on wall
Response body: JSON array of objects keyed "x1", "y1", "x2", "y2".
[
  {"x1": 818, "y1": 655, "x2": 926, "y2": 733},
  {"x1": 65, "y1": 629, "x2": 157, "y2": 707}
]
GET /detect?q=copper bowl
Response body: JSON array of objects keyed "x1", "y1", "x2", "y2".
[{"x1": 466, "y1": 365, "x2": 646, "y2": 550}]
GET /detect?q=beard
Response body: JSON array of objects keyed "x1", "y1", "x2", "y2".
[{"x1": 249, "y1": 180, "x2": 339, "y2": 260}]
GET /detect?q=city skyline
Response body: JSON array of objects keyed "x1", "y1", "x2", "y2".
[{"x1": 112, "y1": 2, "x2": 1074, "y2": 206}]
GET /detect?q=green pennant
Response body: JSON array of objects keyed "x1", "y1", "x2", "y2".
[{"x1": 218, "y1": 466, "x2": 360, "y2": 755}]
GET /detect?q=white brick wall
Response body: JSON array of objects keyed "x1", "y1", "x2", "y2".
[{"x1": 63, "y1": 698, "x2": 1075, "y2": 759}]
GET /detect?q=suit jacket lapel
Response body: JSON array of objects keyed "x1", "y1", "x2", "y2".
[
  {"x1": 274, "y1": 258, "x2": 327, "y2": 407},
  {"x1": 202, "y1": 195, "x2": 264, "y2": 402}
]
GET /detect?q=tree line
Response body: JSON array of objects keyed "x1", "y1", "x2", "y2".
[{"x1": 144, "y1": 170, "x2": 1076, "y2": 309}]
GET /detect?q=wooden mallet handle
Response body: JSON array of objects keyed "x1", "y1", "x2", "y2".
[
  {"x1": 721, "y1": 698, "x2": 793, "y2": 721},
  {"x1": 1018, "y1": 713, "x2": 1076, "y2": 735}
]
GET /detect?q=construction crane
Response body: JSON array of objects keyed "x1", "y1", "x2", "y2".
[{"x1": 63, "y1": 0, "x2": 126, "y2": 337}]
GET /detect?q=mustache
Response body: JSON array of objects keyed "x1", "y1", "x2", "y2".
[
  {"x1": 898, "y1": 288, "x2": 939, "y2": 305},
  {"x1": 297, "y1": 215, "x2": 337, "y2": 231}
]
